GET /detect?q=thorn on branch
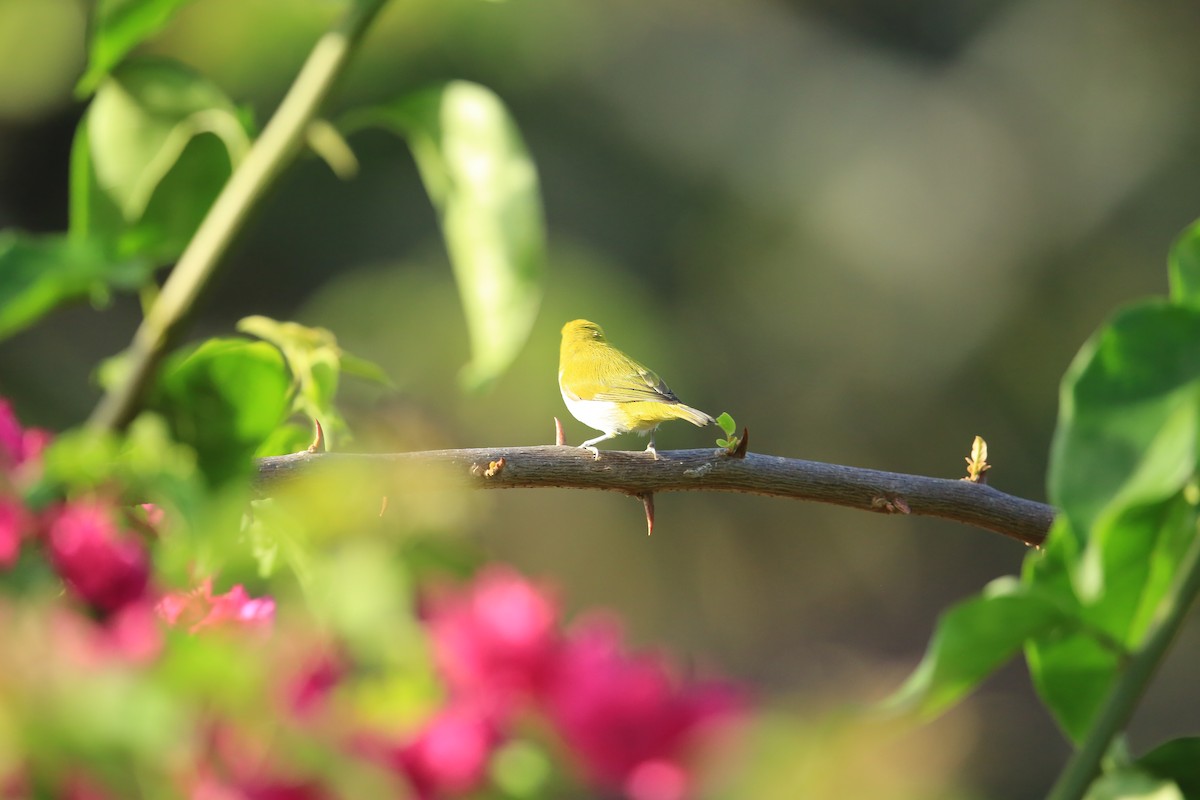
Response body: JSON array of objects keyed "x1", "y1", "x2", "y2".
[
  {"x1": 639, "y1": 492, "x2": 655, "y2": 536},
  {"x1": 554, "y1": 417, "x2": 566, "y2": 446},
  {"x1": 308, "y1": 419, "x2": 325, "y2": 453},
  {"x1": 871, "y1": 495, "x2": 911, "y2": 515},
  {"x1": 962, "y1": 435, "x2": 991, "y2": 484},
  {"x1": 732, "y1": 427, "x2": 749, "y2": 459}
]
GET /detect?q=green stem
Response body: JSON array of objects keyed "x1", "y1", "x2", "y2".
[
  {"x1": 1046, "y1": 518, "x2": 1200, "y2": 800},
  {"x1": 88, "y1": 0, "x2": 390, "y2": 431}
]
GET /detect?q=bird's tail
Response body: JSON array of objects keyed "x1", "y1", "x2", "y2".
[{"x1": 668, "y1": 403, "x2": 715, "y2": 428}]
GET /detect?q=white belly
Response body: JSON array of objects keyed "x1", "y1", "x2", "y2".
[{"x1": 560, "y1": 375, "x2": 651, "y2": 436}]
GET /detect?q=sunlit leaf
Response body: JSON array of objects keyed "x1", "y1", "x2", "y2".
[
  {"x1": 1082, "y1": 769, "x2": 1184, "y2": 800},
  {"x1": 77, "y1": 0, "x2": 196, "y2": 96},
  {"x1": 1137, "y1": 737, "x2": 1200, "y2": 798},
  {"x1": 342, "y1": 81, "x2": 546, "y2": 391},
  {"x1": 0, "y1": 230, "x2": 148, "y2": 340},
  {"x1": 1023, "y1": 496, "x2": 1200, "y2": 743},
  {"x1": 1032, "y1": 298, "x2": 1200, "y2": 741},
  {"x1": 150, "y1": 338, "x2": 291, "y2": 485},
  {"x1": 255, "y1": 421, "x2": 319, "y2": 459},
  {"x1": 715, "y1": 412, "x2": 736, "y2": 438},
  {"x1": 237, "y1": 315, "x2": 392, "y2": 448},
  {"x1": 339, "y1": 351, "x2": 394, "y2": 387},
  {"x1": 883, "y1": 577, "x2": 1073, "y2": 719},
  {"x1": 72, "y1": 58, "x2": 251, "y2": 263},
  {"x1": 1048, "y1": 301, "x2": 1200, "y2": 541}
]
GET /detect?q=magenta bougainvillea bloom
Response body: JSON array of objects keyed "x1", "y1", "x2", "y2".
[
  {"x1": 0, "y1": 395, "x2": 749, "y2": 799},
  {"x1": 391, "y1": 705, "x2": 499, "y2": 800},
  {"x1": 51, "y1": 599, "x2": 163, "y2": 665},
  {"x1": 45, "y1": 501, "x2": 150, "y2": 614},
  {"x1": 156, "y1": 577, "x2": 276, "y2": 633},
  {"x1": 542, "y1": 619, "x2": 746, "y2": 800},
  {"x1": 0, "y1": 398, "x2": 49, "y2": 570},
  {"x1": 425, "y1": 565, "x2": 560, "y2": 713},
  {"x1": 0, "y1": 398, "x2": 49, "y2": 471},
  {"x1": 424, "y1": 569, "x2": 746, "y2": 799},
  {"x1": 0, "y1": 499, "x2": 29, "y2": 568},
  {"x1": 286, "y1": 649, "x2": 347, "y2": 718},
  {"x1": 191, "y1": 723, "x2": 334, "y2": 800}
]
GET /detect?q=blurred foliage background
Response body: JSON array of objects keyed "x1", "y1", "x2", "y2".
[{"x1": 3, "y1": 0, "x2": 1200, "y2": 796}]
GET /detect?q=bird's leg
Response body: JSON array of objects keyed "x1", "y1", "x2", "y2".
[
  {"x1": 645, "y1": 429, "x2": 659, "y2": 460},
  {"x1": 579, "y1": 431, "x2": 618, "y2": 460}
]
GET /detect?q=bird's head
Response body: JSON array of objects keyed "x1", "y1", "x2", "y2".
[{"x1": 561, "y1": 319, "x2": 606, "y2": 345}]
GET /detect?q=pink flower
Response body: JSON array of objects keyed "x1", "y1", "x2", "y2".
[
  {"x1": 46, "y1": 501, "x2": 150, "y2": 614},
  {"x1": 0, "y1": 499, "x2": 30, "y2": 569},
  {"x1": 190, "y1": 723, "x2": 333, "y2": 800},
  {"x1": 625, "y1": 760, "x2": 690, "y2": 800},
  {"x1": 102, "y1": 599, "x2": 165, "y2": 662},
  {"x1": 425, "y1": 566, "x2": 559, "y2": 714},
  {"x1": 0, "y1": 398, "x2": 50, "y2": 472},
  {"x1": 287, "y1": 650, "x2": 346, "y2": 718},
  {"x1": 51, "y1": 600, "x2": 163, "y2": 666},
  {"x1": 387, "y1": 706, "x2": 499, "y2": 799},
  {"x1": 156, "y1": 578, "x2": 275, "y2": 633},
  {"x1": 541, "y1": 619, "x2": 745, "y2": 798}
]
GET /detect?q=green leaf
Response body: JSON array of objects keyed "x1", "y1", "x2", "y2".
[
  {"x1": 1169, "y1": 220, "x2": 1200, "y2": 309},
  {"x1": 0, "y1": 230, "x2": 149, "y2": 341},
  {"x1": 1026, "y1": 629, "x2": 1124, "y2": 745},
  {"x1": 237, "y1": 315, "x2": 392, "y2": 448},
  {"x1": 1024, "y1": 490, "x2": 1196, "y2": 742},
  {"x1": 150, "y1": 338, "x2": 291, "y2": 485},
  {"x1": 883, "y1": 576, "x2": 1073, "y2": 719},
  {"x1": 254, "y1": 421, "x2": 318, "y2": 460},
  {"x1": 76, "y1": 0, "x2": 195, "y2": 96},
  {"x1": 343, "y1": 81, "x2": 547, "y2": 391},
  {"x1": 237, "y1": 316, "x2": 340, "y2": 427},
  {"x1": 1086, "y1": 499, "x2": 1197, "y2": 642},
  {"x1": 1082, "y1": 769, "x2": 1184, "y2": 800},
  {"x1": 1048, "y1": 301, "x2": 1200, "y2": 541},
  {"x1": 33, "y1": 415, "x2": 204, "y2": 535},
  {"x1": 1137, "y1": 738, "x2": 1200, "y2": 798},
  {"x1": 1032, "y1": 299, "x2": 1200, "y2": 742},
  {"x1": 716, "y1": 411, "x2": 736, "y2": 438},
  {"x1": 339, "y1": 351, "x2": 395, "y2": 387},
  {"x1": 72, "y1": 58, "x2": 251, "y2": 263},
  {"x1": 1021, "y1": 521, "x2": 1119, "y2": 743}
]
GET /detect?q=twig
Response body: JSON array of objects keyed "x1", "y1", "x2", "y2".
[
  {"x1": 87, "y1": 0, "x2": 390, "y2": 432},
  {"x1": 255, "y1": 446, "x2": 1055, "y2": 546}
]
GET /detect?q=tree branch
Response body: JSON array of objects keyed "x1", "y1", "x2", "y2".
[{"x1": 255, "y1": 446, "x2": 1055, "y2": 546}]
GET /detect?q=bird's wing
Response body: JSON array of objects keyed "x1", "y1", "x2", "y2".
[{"x1": 589, "y1": 354, "x2": 681, "y2": 404}]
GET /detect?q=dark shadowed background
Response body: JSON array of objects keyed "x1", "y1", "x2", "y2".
[{"x1": 3, "y1": 0, "x2": 1200, "y2": 796}]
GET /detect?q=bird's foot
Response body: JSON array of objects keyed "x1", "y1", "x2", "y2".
[
  {"x1": 581, "y1": 444, "x2": 601, "y2": 460},
  {"x1": 644, "y1": 443, "x2": 659, "y2": 460}
]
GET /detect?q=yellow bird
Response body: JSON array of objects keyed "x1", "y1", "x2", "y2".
[{"x1": 558, "y1": 319, "x2": 714, "y2": 459}]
